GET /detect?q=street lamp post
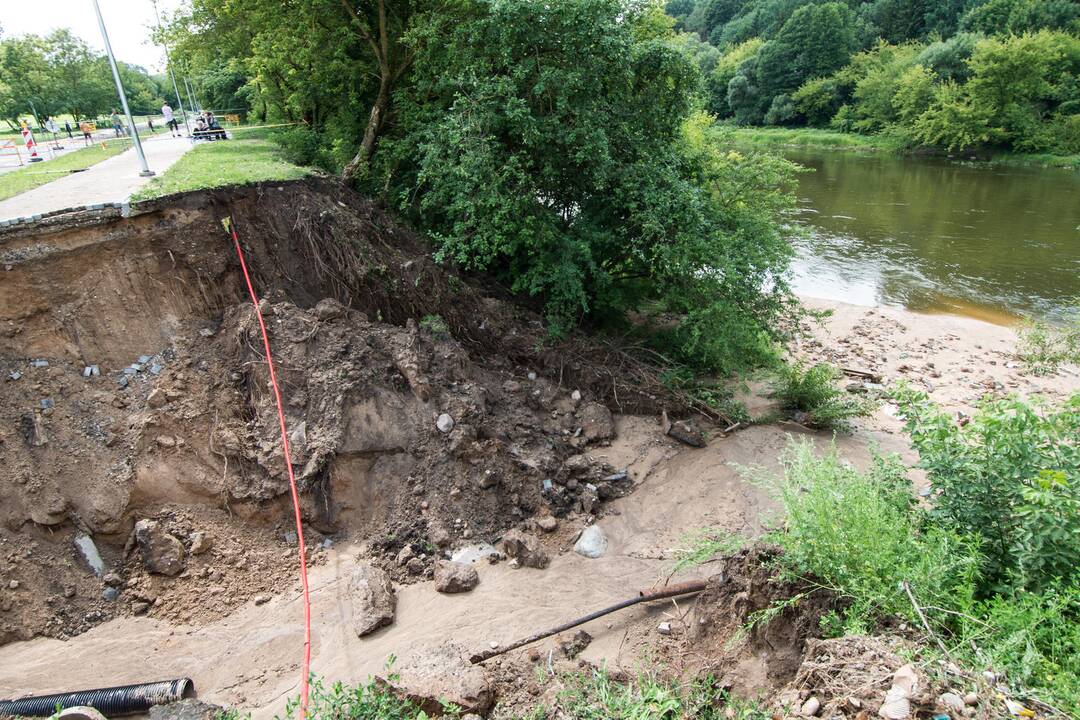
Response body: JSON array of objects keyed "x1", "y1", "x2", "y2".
[{"x1": 91, "y1": 0, "x2": 154, "y2": 176}]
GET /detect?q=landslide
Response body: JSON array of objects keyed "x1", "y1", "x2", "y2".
[{"x1": 0, "y1": 178, "x2": 686, "y2": 645}]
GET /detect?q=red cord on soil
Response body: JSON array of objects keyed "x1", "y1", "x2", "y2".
[{"x1": 227, "y1": 218, "x2": 312, "y2": 718}]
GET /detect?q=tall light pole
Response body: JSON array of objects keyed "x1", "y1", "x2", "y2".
[
  {"x1": 151, "y1": 0, "x2": 190, "y2": 137},
  {"x1": 91, "y1": 0, "x2": 154, "y2": 176}
]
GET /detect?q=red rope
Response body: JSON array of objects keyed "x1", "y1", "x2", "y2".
[{"x1": 227, "y1": 218, "x2": 311, "y2": 718}]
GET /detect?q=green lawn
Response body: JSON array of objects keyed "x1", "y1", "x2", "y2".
[
  {"x1": 130, "y1": 135, "x2": 312, "y2": 201},
  {"x1": 0, "y1": 141, "x2": 130, "y2": 201}
]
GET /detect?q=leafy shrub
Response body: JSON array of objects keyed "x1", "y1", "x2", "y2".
[
  {"x1": 765, "y1": 440, "x2": 979, "y2": 632},
  {"x1": 275, "y1": 674, "x2": 428, "y2": 720},
  {"x1": 768, "y1": 361, "x2": 876, "y2": 430},
  {"x1": 274, "y1": 127, "x2": 323, "y2": 168},
  {"x1": 1017, "y1": 308, "x2": 1080, "y2": 375},
  {"x1": 892, "y1": 386, "x2": 1080, "y2": 595}
]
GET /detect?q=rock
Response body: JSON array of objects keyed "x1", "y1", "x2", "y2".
[
  {"x1": 657, "y1": 621, "x2": 672, "y2": 635},
  {"x1": 878, "y1": 664, "x2": 918, "y2": 720},
  {"x1": 102, "y1": 586, "x2": 119, "y2": 601},
  {"x1": 573, "y1": 525, "x2": 608, "y2": 558},
  {"x1": 801, "y1": 697, "x2": 822, "y2": 717},
  {"x1": 428, "y1": 521, "x2": 452, "y2": 548},
  {"x1": 103, "y1": 572, "x2": 123, "y2": 587},
  {"x1": 315, "y1": 298, "x2": 346, "y2": 320},
  {"x1": 155, "y1": 435, "x2": 177, "y2": 448},
  {"x1": 147, "y1": 699, "x2": 226, "y2": 720},
  {"x1": 254, "y1": 595, "x2": 270, "y2": 606},
  {"x1": 132, "y1": 601, "x2": 150, "y2": 615},
  {"x1": 436, "y1": 413, "x2": 455, "y2": 434},
  {"x1": 434, "y1": 560, "x2": 479, "y2": 593},
  {"x1": 189, "y1": 531, "x2": 213, "y2": 555},
  {"x1": 939, "y1": 693, "x2": 965, "y2": 713},
  {"x1": 147, "y1": 388, "x2": 167, "y2": 408},
  {"x1": 8, "y1": 580, "x2": 19, "y2": 590},
  {"x1": 350, "y1": 562, "x2": 396, "y2": 637},
  {"x1": 257, "y1": 297, "x2": 274, "y2": 316},
  {"x1": 537, "y1": 516, "x2": 558, "y2": 533},
  {"x1": 57, "y1": 708, "x2": 109, "y2": 720},
  {"x1": 390, "y1": 643, "x2": 493, "y2": 715},
  {"x1": 667, "y1": 419, "x2": 705, "y2": 448},
  {"x1": 499, "y1": 529, "x2": 549, "y2": 569},
  {"x1": 963, "y1": 693, "x2": 978, "y2": 707},
  {"x1": 559, "y1": 629, "x2": 592, "y2": 658},
  {"x1": 578, "y1": 402, "x2": 614, "y2": 442},
  {"x1": 134, "y1": 519, "x2": 186, "y2": 576}
]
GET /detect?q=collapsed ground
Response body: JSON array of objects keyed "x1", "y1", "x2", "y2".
[{"x1": 1, "y1": 179, "x2": 1076, "y2": 719}]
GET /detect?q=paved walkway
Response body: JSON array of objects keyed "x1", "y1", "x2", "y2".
[{"x1": 0, "y1": 134, "x2": 193, "y2": 220}]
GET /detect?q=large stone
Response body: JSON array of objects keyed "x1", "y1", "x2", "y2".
[
  {"x1": 57, "y1": 708, "x2": 109, "y2": 720},
  {"x1": 315, "y1": 297, "x2": 347, "y2": 320},
  {"x1": 148, "y1": 700, "x2": 226, "y2": 720},
  {"x1": 350, "y1": 561, "x2": 396, "y2": 637},
  {"x1": 434, "y1": 560, "x2": 479, "y2": 593},
  {"x1": 578, "y1": 402, "x2": 614, "y2": 442},
  {"x1": 573, "y1": 525, "x2": 608, "y2": 558},
  {"x1": 389, "y1": 643, "x2": 494, "y2": 715},
  {"x1": 499, "y1": 529, "x2": 549, "y2": 569},
  {"x1": 134, "y1": 519, "x2": 186, "y2": 576}
]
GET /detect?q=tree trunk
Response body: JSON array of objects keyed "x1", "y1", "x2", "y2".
[{"x1": 341, "y1": 75, "x2": 389, "y2": 182}]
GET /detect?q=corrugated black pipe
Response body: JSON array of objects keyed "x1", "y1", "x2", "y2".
[{"x1": 0, "y1": 678, "x2": 194, "y2": 717}]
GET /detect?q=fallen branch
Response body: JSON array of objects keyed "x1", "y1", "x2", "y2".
[
  {"x1": 469, "y1": 580, "x2": 708, "y2": 664},
  {"x1": 902, "y1": 580, "x2": 952, "y2": 661}
]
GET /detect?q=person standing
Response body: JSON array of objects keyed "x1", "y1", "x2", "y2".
[
  {"x1": 110, "y1": 110, "x2": 123, "y2": 137},
  {"x1": 161, "y1": 102, "x2": 180, "y2": 137},
  {"x1": 64, "y1": 120, "x2": 73, "y2": 139}
]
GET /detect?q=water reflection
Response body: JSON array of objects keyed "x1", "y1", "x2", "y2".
[{"x1": 781, "y1": 148, "x2": 1080, "y2": 323}]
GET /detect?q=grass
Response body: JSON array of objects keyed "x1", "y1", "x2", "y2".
[
  {"x1": 130, "y1": 130, "x2": 312, "y2": 201},
  {"x1": 768, "y1": 360, "x2": 877, "y2": 431},
  {"x1": 0, "y1": 140, "x2": 130, "y2": 201},
  {"x1": 726, "y1": 126, "x2": 1080, "y2": 169},
  {"x1": 725, "y1": 126, "x2": 904, "y2": 152}
]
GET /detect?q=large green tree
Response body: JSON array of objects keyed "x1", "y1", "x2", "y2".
[
  {"x1": 750, "y1": 2, "x2": 860, "y2": 121},
  {"x1": 392, "y1": 0, "x2": 798, "y2": 369}
]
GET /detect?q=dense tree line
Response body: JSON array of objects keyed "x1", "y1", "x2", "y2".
[
  {"x1": 160, "y1": 0, "x2": 802, "y2": 373},
  {"x1": 0, "y1": 26, "x2": 167, "y2": 129},
  {"x1": 667, "y1": 0, "x2": 1080, "y2": 153}
]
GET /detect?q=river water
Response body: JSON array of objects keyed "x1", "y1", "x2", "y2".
[{"x1": 783, "y1": 147, "x2": 1080, "y2": 324}]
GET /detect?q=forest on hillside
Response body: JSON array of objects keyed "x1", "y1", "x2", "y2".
[{"x1": 667, "y1": 0, "x2": 1080, "y2": 153}]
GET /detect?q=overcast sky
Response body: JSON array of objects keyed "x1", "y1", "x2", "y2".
[{"x1": 1, "y1": 0, "x2": 187, "y2": 72}]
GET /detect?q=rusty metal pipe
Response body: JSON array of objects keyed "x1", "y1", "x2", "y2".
[{"x1": 469, "y1": 580, "x2": 708, "y2": 663}]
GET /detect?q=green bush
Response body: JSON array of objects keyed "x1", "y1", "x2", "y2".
[
  {"x1": 892, "y1": 386, "x2": 1080, "y2": 595},
  {"x1": 275, "y1": 674, "x2": 429, "y2": 720},
  {"x1": 1017, "y1": 307, "x2": 1080, "y2": 374},
  {"x1": 768, "y1": 361, "x2": 876, "y2": 430},
  {"x1": 765, "y1": 440, "x2": 979, "y2": 632}
]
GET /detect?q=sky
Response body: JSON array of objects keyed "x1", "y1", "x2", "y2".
[{"x1": 1, "y1": 0, "x2": 187, "y2": 73}]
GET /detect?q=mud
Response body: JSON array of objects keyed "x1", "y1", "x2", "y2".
[{"x1": 0, "y1": 179, "x2": 679, "y2": 646}]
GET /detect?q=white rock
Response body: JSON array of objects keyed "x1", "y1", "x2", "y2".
[
  {"x1": 573, "y1": 525, "x2": 608, "y2": 558},
  {"x1": 436, "y1": 413, "x2": 455, "y2": 433},
  {"x1": 656, "y1": 621, "x2": 672, "y2": 635}
]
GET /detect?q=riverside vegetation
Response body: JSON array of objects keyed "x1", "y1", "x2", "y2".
[{"x1": 668, "y1": 0, "x2": 1080, "y2": 158}]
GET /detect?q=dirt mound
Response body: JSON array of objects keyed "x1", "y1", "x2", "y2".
[
  {"x1": 687, "y1": 546, "x2": 843, "y2": 697},
  {"x1": 0, "y1": 179, "x2": 690, "y2": 646}
]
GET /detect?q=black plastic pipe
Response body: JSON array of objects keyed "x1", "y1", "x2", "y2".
[{"x1": 0, "y1": 678, "x2": 195, "y2": 717}]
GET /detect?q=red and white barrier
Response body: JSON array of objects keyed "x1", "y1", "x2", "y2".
[{"x1": 21, "y1": 121, "x2": 43, "y2": 163}]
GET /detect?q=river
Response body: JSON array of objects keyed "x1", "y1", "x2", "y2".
[{"x1": 782, "y1": 147, "x2": 1080, "y2": 324}]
